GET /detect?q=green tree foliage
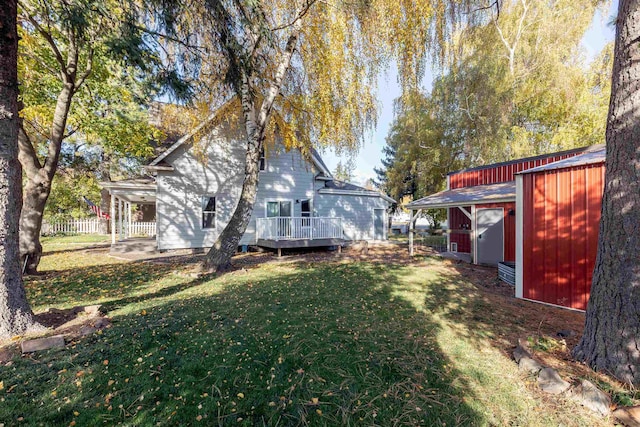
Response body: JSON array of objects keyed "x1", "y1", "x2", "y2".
[
  {"x1": 149, "y1": 0, "x2": 471, "y2": 271},
  {"x1": 377, "y1": 0, "x2": 612, "y2": 205},
  {"x1": 16, "y1": 0, "x2": 186, "y2": 272},
  {"x1": 333, "y1": 158, "x2": 356, "y2": 182}
]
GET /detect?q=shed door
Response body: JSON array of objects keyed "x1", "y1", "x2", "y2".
[
  {"x1": 476, "y1": 208, "x2": 504, "y2": 265},
  {"x1": 373, "y1": 209, "x2": 385, "y2": 240}
]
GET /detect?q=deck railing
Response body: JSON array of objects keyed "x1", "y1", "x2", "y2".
[{"x1": 256, "y1": 217, "x2": 343, "y2": 241}]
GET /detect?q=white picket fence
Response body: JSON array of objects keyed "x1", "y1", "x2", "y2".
[
  {"x1": 42, "y1": 218, "x2": 156, "y2": 237},
  {"x1": 127, "y1": 222, "x2": 156, "y2": 237},
  {"x1": 42, "y1": 218, "x2": 102, "y2": 235}
]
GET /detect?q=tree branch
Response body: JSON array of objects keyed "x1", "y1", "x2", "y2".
[
  {"x1": 17, "y1": 1, "x2": 67, "y2": 76},
  {"x1": 271, "y1": 0, "x2": 316, "y2": 32},
  {"x1": 17, "y1": 122, "x2": 43, "y2": 177},
  {"x1": 257, "y1": 19, "x2": 303, "y2": 129}
]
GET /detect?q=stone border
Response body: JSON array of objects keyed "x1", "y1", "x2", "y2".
[{"x1": 512, "y1": 339, "x2": 612, "y2": 417}]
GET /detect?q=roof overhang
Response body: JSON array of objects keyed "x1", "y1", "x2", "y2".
[
  {"x1": 145, "y1": 164, "x2": 175, "y2": 172},
  {"x1": 406, "y1": 181, "x2": 515, "y2": 210},
  {"x1": 100, "y1": 180, "x2": 157, "y2": 203},
  {"x1": 318, "y1": 188, "x2": 396, "y2": 204}
]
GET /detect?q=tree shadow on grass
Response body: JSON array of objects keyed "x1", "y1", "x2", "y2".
[
  {"x1": 3, "y1": 261, "x2": 485, "y2": 426},
  {"x1": 23, "y1": 260, "x2": 198, "y2": 312}
]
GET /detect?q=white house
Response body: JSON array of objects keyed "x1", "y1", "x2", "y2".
[{"x1": 102, "y1": 116, "x2": 395, "y2": 254}]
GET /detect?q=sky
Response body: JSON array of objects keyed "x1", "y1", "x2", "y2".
[{"x1": 320, "y1": 2, "x2": 618, "y2": 187}]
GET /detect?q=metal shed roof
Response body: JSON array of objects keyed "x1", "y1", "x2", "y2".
[
  {"x1": 517, "y1": 145, "x2": 605, "y2": 174},
  {"x1": 406, "y1": 181, "x2": 516, "y2": 209}
]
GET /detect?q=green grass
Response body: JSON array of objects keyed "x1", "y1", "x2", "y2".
[{"x1": 1, "y1": 240, "x2": 606, "y2": 426}]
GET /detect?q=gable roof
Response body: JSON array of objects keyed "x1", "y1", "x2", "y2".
[
  {"x1": 148, "y1": 111, "x2": 332, "y2": 177},
  {"x1": 320, "y1": 179, "x2": 396, "y2": 204},
  {"x1": 517, "y1": 145, "x2": 605, "y2": 174},
  {"x1": 447, "y1": 145, "x2": 600, "y2": 176}
]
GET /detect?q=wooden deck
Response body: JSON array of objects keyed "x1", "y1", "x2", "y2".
[{"x1": 256, "y1": 238, "x2": 344, "y2": 256}]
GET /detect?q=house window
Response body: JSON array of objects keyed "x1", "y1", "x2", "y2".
[
  {"x1": 202, "y1": 196, "x2": 216, "y2": 229},
  {"x1": 300, "y1": 200, "x2": 311, "y2": 218},
  {"x1": 259, "y1": 147, "x2": 266, "y2": 171},
  {"x1": 266, "y1": 201, "x2": 292, "y2": 217}
]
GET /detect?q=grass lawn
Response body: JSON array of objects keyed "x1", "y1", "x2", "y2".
[{"x1": 0, "y1": 240, "x2": 629, "y2": 426}]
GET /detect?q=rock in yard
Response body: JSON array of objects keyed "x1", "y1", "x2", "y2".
[
  {"x1": 83, "y1": 305, "x2": 103, "y2": 315},
  {"x1": 568, "y1": 380, "x2": 611, "y2": 416},
  {"x1": 92, "y1": 317, "x2": 110, "y2": 329},
  {"x1": 537, "y1": 367, "x2": 570, "y2": 394},
  {"x1": 21, "y1": 335, "x2": 65, "y2": 353},
  {"x1": 613, "y1": 406, "x2": 640, "y2": 427},
  {"x1": 518, "y1": 357, "x2": 543, "y2": 375},
  {"x1": 79, "y1": 325, "x2": 98, "y2": 337},
  {"x1": 513, "y1": 345, "x2": 532, "y2": 363}
]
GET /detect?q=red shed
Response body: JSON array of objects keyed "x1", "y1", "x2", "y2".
[
  {"x1": 516, "y1": 146, "x2": 605, "y2": 310},
  {"x1": 406, "y1": 144, "x2": 605, "y2": 310}
]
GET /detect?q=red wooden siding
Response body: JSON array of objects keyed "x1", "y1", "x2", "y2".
[
  {"x1": 522, "y1": 163, "x2": 604, "y2": 310},
  {"x1": 448, "y1": 202, "x2": 516, "y2": 261},
  {"x1": 449, "y1": 152, "x2": 586, "y2": 189},
  {"x1": 449, "y1": 207, "x2": 471, "y2": 253}
]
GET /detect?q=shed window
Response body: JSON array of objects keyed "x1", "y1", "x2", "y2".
[{"x1": 202, "y1": 196, "x2": 216, "y2": 229}]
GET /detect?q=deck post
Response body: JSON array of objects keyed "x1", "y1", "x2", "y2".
[
  {"x1": 277, "y1": 247, "x2": 281, "y2": 257},
  {"x1": 111, "y1": 194, "x2": 116, "y2": 245}
]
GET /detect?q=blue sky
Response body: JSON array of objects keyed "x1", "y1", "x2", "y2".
[{"x1": 321, "y1": 2, "x2": 617, "y2": 186}]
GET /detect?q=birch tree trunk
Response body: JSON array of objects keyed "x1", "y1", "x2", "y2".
[
  {"x1": 573, "y1": 0, "x2": 640, "y2": 385},
  {"x1": 203, "y1": 25, "x2": 301, "y2": 272},
  {"x1": 0, "y1": 0, "x2": 42, "y2": 337}
]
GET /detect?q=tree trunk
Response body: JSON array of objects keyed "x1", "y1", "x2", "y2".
[
  {"x1": 203, "y1": 131, "x2": 262, "y2": 272},
  {"x1": 18, "y1": 82, "x2": 74, "y2": 274},
  {"x1": 203, "y1": 25, "x2": 302, "y2": 272},
  {"x1": 19, "y1": 171, "x2": 50, "y2": 274},
  {"x1": 573, "y1": 0, "x2": 640, "y2": 385},
  {"x1": 0, "y1": 0, "x2": 42, "y2": 338}
]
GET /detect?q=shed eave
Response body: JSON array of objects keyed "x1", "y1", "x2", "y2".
[{"x1": 406, "y1": 197, "x2": 515, "y2": 210}]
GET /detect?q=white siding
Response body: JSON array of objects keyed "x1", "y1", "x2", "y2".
[
  {"x1": 314, "y1": 193, "x2": 389, "y2": 241},
  {"x1": 156, "y1": 123, "x2": 317, "y2": 250}
]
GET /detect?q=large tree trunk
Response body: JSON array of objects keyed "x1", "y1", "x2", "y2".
[
  {"x1": 203, "y1": 129, "x2": 262, "y2": 272},
  {"x1": 0, "y1": 0, "x2": 42, "y2": 338},
  {"x1": 203, "y1": 25, "x2": 301, "y2": 272},
  {"x1": 19, "y1": 170, "x2": 50, "y2": 274},
  {"x1": 18, "y1": 82, "x2": 74, "y2": 274},
  {"x1": 573, "y1": 0, "x2": 640, "y2": 385}
]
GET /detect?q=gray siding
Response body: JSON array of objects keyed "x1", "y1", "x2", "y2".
[
  {"x1": 156, "y1": 123, "x2": 317, "y2": 250},
  {"x1": 314, "y1": 193, "x2": 389, "y2": 241}
]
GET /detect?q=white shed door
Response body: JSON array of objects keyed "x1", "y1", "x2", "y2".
[{"x1": 476, "y1": 208, "x2": 504, "y2": 265}]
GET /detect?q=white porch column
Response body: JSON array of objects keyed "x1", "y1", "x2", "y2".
[
  {"x1": 127, "y1": 202, "x2": 132, "y2": 239},
  {"x1": 408, "y1": 208, "x2": 422, "y2": 256},
  {"x1": 111, "y1": 194, "x2": 116, "y2": 244},
  {"x1": 471, "y1": 205, "x2": 477, "y2": 264},
  {"x1": 118, "y1": 198, "x2": 123, "y2": 241}
]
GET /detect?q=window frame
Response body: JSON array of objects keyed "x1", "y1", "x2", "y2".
[
  {"x1": 265, "y1": 200, "x2": 293, "y2": 218},
  {"x1": 202, "y1": 196, "x2": 216, "y2": 229}
]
